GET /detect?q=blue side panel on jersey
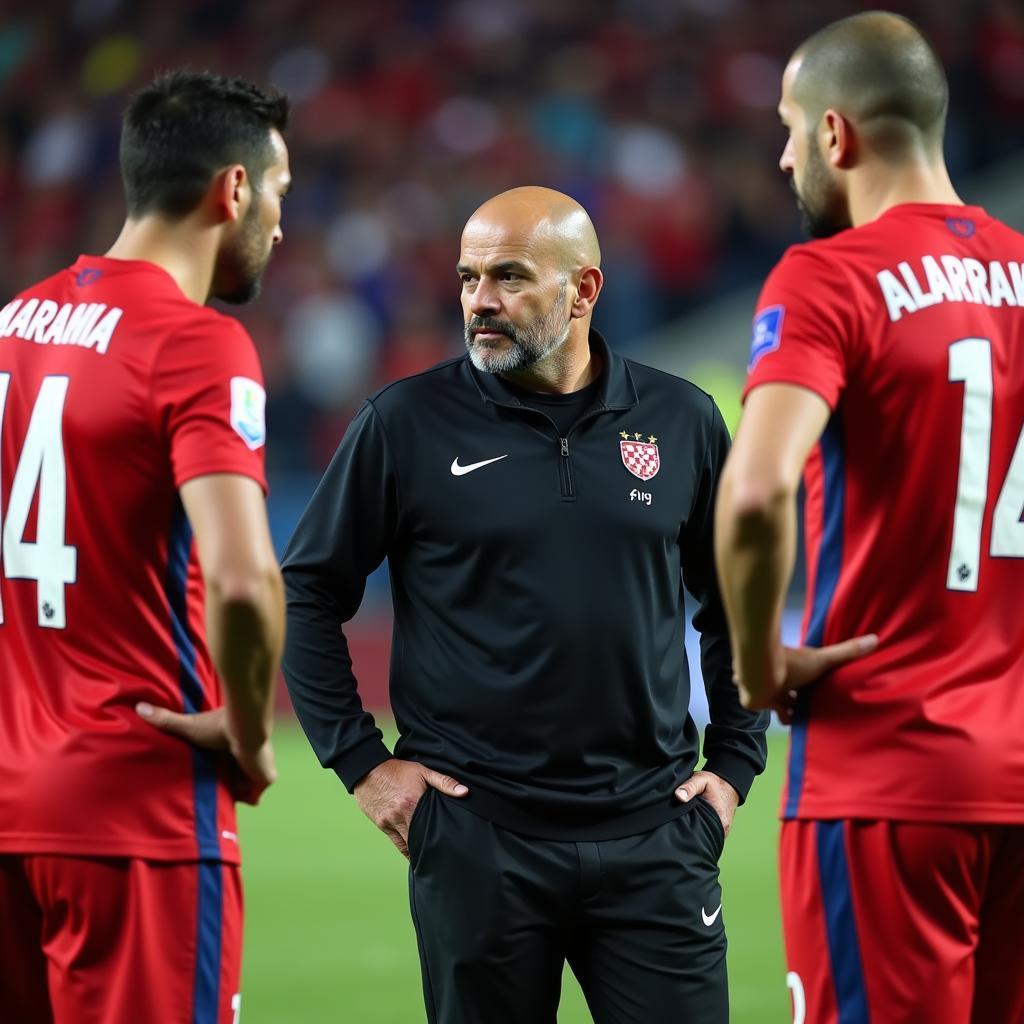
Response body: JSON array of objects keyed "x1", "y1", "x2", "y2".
[
  {"x1": 192, "y1": 861, "x2": 224, "y2": 1024},
  {"x1": 166, "y1": 497, "x2": 221, "y2": 859},
  {"x1": 806, "y1": 415, "x2": 846, "y2": 646},
  {"x1": 783, "y1": 698, "x2": 811, "y2": 818},
  {"x1": 785, "y1": 414, "x2": 845, "y2": 818},
  {"x1": 816, "y1": 822, "x2": 870, "y2": 1024}
]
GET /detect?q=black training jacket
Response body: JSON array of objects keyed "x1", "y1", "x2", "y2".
[{"x1": 281, "y1": 332, "x2": 768, "y2": 840}]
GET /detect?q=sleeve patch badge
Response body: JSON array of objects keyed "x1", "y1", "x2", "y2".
[
  {"x1": 230, "y1": 376, "x2": 267, "y2": 450},
  {"x1": 749, "y1": 305, "x2": 785, "y2": 370}
]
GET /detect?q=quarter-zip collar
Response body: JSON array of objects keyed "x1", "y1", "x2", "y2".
[{"x1": 467, "y1": 328, "x2": 639, "y2": 414}]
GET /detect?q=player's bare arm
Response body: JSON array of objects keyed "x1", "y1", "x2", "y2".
[
  {"x1": 139, "y1": 473, "x2": 284, "y2": 799},
  {"x1": 353, "y1": 759, "x2": 468, "y2": 860},
  {"x1": 715, "y1": 382, "x2": 877, "y2": 709}
]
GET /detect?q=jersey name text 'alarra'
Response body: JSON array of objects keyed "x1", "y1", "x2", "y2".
[
  {"x1": 877, "y1": 255, "x2": 1024, "y2": 322},
  {"x1": 0, "y1": 298, "x2": 124, "y2": 356}
]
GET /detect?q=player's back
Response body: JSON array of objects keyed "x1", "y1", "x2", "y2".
[
  {"x1": 0, "y1": 255, "x2": 265, "y2": 862},
  {"x1": 751, "y1": 204, "x2": 1024, "y2": 822}
]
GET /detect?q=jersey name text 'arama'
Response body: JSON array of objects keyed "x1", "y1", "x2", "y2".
[{"x1": 0, "y1": 298, "x2": 124, "y2": 356}]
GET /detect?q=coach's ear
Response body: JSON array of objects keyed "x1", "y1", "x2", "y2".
[{"x1": 570, "y1": 266, "x2": 603, "y2": 320}]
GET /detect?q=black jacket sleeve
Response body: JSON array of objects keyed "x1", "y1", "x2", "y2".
[
  {"x1": 681, "y1": 398, "x2": 769, "y2": 803},
  {"x1": 280, "y1": 401, "x2": 399, "y2": 791}
]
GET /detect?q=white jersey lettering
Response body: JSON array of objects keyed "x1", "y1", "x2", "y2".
[
  {"x1": 0, "y1": 299, "x2": 122, "y2": 356},
  {"x1": 877, "y1": 256, "x2": 1024, "y2": 322}
]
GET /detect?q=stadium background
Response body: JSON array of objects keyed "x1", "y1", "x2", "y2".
[{"x1": 3, "y1": 0, "x2": 1022, "y2": 1020}]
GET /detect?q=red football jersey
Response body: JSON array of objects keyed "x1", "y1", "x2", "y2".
[
  {"x1": 746, "y1": 204, "x2": 1024, "y2": 823},
  {"x1": 0, "y1": 256, "x2": 268, "y2": 862}
]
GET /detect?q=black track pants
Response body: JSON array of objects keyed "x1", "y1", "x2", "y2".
[{"x1": 407, "y1": 791, "x2": 729, "y2": 1024}]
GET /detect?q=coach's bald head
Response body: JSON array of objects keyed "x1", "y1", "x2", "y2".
[
  {"x1": 458, "y1": 187, "x2": 603, "y2": 380},
  {"x1": 463, "y1": 186, "x2": 602, "y2": 274}
]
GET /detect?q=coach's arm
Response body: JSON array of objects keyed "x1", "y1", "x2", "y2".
[{"x1": 280, "y1": 402, "x2": 467, "y2": 860}]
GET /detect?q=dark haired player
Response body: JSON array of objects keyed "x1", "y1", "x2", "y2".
[
  {"x1": 716, "y1": 12, "x2": 1024, "y2": 1024},
  {"x1": 0, "y1": 71, "x2": 290, "y2": 1024}
]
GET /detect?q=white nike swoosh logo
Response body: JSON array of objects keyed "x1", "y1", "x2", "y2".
[
  {"x1": 450, "y1": 455, "x2": 509, "y2": 476},
  {"x1": 702, "y1": 904, "x2": 722, "y2": 926}
]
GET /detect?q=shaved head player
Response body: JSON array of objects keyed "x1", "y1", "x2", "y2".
[
  {"x1": 0, "y1": 72, "x2": 289, "y2": 1023},
  {"x1": 716, "y1": 12, "x2": 1024, "y2": 1024}
]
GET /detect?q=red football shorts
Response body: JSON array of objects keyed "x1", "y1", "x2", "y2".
[
  {"x1": 779, "y1": 819, "x2": 1024, "y2": 1024},
  {"x1": 0, "y1": 855, "x2": 242, "y2": 1024}
]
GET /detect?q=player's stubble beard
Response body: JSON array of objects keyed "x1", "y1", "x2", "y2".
[
  {"x1": 792, "y1": 140, "x2": 851, "y2": 240},
  {"x1": 464, "y1": 279, "x2": 571, "y2": 375},
  {"x1": 213, "y1": 191, "x2": 274, "y2": 305}
]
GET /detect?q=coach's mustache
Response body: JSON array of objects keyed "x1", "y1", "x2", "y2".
[{"x1": 465, "y1": 316, "x2": 517, "y2": 340}]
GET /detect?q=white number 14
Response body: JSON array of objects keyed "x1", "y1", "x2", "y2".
[
  {"x1": 947, "y1": 338, "x2": 1024, "y2": 591},
  {"x1": 0, "y1": 372, "x2": 78, "y2": 627}
]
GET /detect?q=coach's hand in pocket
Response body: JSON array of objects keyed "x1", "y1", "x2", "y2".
[
  {"x1": 674, "y1": 770, "x2": 740, "y2": 838},
  {"x1": 354, "y1": 759, "x2": 469, "y2": 860}
]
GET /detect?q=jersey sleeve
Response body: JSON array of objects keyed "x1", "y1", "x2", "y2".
[
  {"x1": 744, "y1": 244, "x2": 859, "y2": 410},
  {"x1": 151, "y1": 315, "x2": 268, "y2": 493}
]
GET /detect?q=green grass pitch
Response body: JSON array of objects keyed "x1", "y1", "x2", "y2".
[{"x1": 238, "y1": 725, "x2": 791, "y2": 1023}]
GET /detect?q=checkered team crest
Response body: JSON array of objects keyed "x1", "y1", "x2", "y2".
[{"x1": 620, "y1": 440, "x2": 660, "y2": 481}]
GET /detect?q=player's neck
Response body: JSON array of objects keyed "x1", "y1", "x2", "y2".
[
  {"x1": 848, "y1": 159, "x2": 963, "y2": 228},
  {"x1": 105, "y1": 217, "x2": 218, "y2": 305}
]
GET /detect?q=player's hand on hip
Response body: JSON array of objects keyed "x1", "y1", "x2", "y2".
[
  {"x1": 227, "y1": 739, "x2": 277, "y2": 804},
  {"x1": 135, "y1": 702, "x2": 277, "y2": 804},
  {"x1": 674, "y1": 771, "x2": 740, "y2": 837},
  {"x1": 782, "y1": 633, "x2": 878, "y2": 689},
  {"x1": 354, "y1": 758, "x2": 468, "y2": 860},
  {"x1": 740, "y1": 633, "x2": 879, "y2": 711}
]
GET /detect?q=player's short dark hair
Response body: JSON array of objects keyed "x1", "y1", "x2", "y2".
[
  {"x1": 793, "y1": 11, "x2": 948, "y2": 157},
  {"x1": 120, "y1": 70, "x2": 290, "y2": 219}
]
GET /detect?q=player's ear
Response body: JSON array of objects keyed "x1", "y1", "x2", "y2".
[
  {"x1": 822, "y1": 109, "x2": 856, "y2": 170},
  {"x1": 214, "y1": 164, "x2": 249, "y2": 224}
]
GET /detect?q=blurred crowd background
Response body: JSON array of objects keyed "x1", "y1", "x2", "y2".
[
  {"x1": 3, "y1": 0, "x2": 1023, "y2": 468},
  {"x1": 2, "y1": 0, "x2": 1023, "y2": 700}
]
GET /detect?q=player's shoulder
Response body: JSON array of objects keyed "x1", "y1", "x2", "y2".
[
  {"x1": 773, "y1": 205, "x2": 1024, "y2": 271},
  {"x1": 74, "y1": 257, "x2": 255, "y2": 351},
  {"x1": 0, "y1": 266, "x2": 75, "y2": 329},
  {"x1": 149, "y1": 302, "x2": 255, "y2": 371},
  {"x1": 181, "y1": 303, "x2": 252, "y2": 344},
  {"x1": 976, "y1": 210, "x2": 1024, "y2": 246},
  {"x1": 9, "y1": 265, "x2": 69, "y2": 301},
  {"x1": 759, "y1": 227, "x2": 891, "y2": 319},
  {"x1": 768, "y1": 234, "x2": 861, "y2": 281},
  {"x1": 81, "y1": 257, "x2": 254, "y2": 350}
]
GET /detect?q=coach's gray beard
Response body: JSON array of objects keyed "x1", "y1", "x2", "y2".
[{"x1": 465, "y1": 283, "x2": 571, "y2": 374}]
